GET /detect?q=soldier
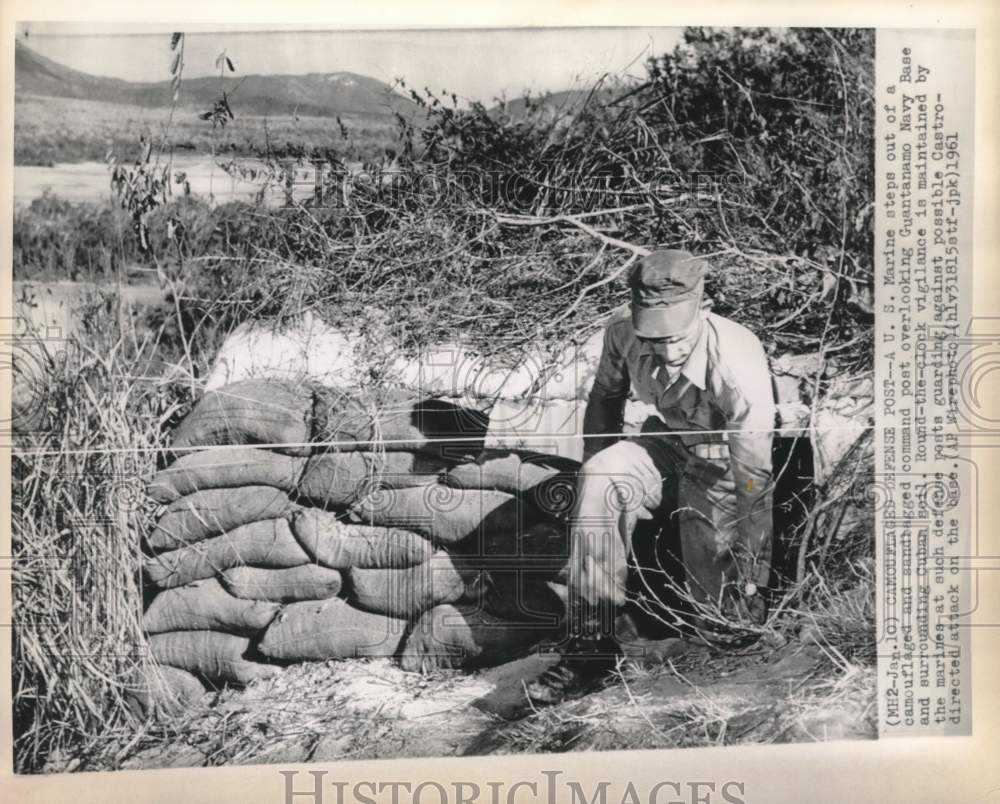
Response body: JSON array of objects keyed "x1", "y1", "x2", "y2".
[{"x1": 528, "y1": 249, "x2": 777, "y2": 704}]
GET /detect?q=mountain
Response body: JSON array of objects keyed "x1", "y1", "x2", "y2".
[
  {"x1": 15, "y1": 39, "x2": 140, "y2": 103},
  {"x1": 15, "y1": 40, "x2": 418, "y2": 118}
]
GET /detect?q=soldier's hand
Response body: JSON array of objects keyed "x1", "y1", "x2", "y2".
[{"x1": 568, "y1": 529, "x2": 627, "y2": 607}]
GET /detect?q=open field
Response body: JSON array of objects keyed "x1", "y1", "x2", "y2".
[{"x1": 14, "y1": 93, "x2": 400, "y2": 167}]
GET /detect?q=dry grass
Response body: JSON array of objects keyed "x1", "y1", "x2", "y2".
[
  {"x1": 118, "y1": 657, "x2": 522, "y2": 769},
  {"x1": 493, "y1": 629, "x2": 875, "y2": 754},
  {"x1": 11, "y1": 292, "x2": 198, "y2": 773}
]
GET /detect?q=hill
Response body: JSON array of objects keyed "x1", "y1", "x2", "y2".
[
  {"x1": 15, "y1": 40, "x2": 418, "y2": 118},
  {"x1": 495, "y1": 86, "x2": 621, "y2": 119}
]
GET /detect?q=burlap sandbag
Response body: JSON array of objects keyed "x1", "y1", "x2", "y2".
[
  {"x1": 258, "y1": 597, "x2": 406, "y2": 661},
  {"x1": 147, "y1": 448, "x2": 305, "y2": 504},
  {"x1": 142, "y1": 577, "x2": 282, "y2": 636},
  {"x1": 148, "y1": 486, "x2": 296, "y2": 551},
  {"x1": 296, "y1": 451, "x2": 447, "y2": 508},
  {"x1": 147, "y1": 631, "x2": 281, "y2": 685},
  {"x1": 220, "y1": 564, "x2": 344, "y2": 602},
  {"x1": 348, "y1": 549, "x2": 480, "y2": 618},
  {"x1": 169, "y1": 379, "x2": 314, "y2": 457},
  {"x1": 291, "y1": 508, "x2": 433, "y2": 569},
  {"x1": 125, "y1": 663, "x2": 207, "y2": 719},
  {"x1": 144, "y1": 518, "x2": 310, "y2": 589},
  {"x1": 296, "y1": 450, "x2": 378, "y2": 507},
  {"x1": 444, "y1": 449, "x2": 580, "y2": 494},
  {"x1": 399, "y1": 604, "x2": 556, "y2": 672},
  {"x1": 312, "y1": 388, "x2": 488, "y2": 460},
  {"x1": 350, "y1": 484, "x2": 521, "y2": 546}
]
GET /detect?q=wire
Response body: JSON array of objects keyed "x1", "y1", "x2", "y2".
[{"x1": 9, "y1": 423, "x2": 874, "y2": 459}]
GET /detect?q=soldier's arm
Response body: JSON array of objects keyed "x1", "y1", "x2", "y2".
[
  {"x1": 724, "y1": 344, "x2": 777, "y2": 593},
  {"x1": 582, "y1": 323, "x2": 630, "y2": 463}
]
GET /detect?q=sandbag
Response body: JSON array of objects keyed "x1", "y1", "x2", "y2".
[
  {"x1": 169, "y1": 379, "x2": 313, "y2": 456},
  {"x1": 147, "y1": 631, "x2": 281, "y2": 685},
  {"x1": 142, "y1": 577, "x2": 282, "y2": 635},
  {"x1": 312, "y1": 388, "x2": 488, "y2": 460},
  {"x1": 350, "y1": 484, "x2": 521, "y2": 546},
  {"x1": 399, "y1": 604, "x2": 556, "y2": 672},
  {"x1": 444, "y1": 449, "x2": 579, "y2": 494},
  {"x1": 221, "y1": 564, "x2": 344, "y2": 602},
  {"x1": 296, "y1": 451, "x2": 447, "y2": 508},
  {"x1": 147, "y1": 448, "x2": 305, "y2": 504},
  {"x1": 125, "y1": 663, "x2": 207, "y2": 719},
  {"x1": 291, "y1": 508, "x2": 433, "y2": 569},
  {"x1": 144, "y1": 518, "x2": 310, "y2": 589},
  {"x1": 296, "y1": 450, "x2": 378, "y2": 507},
  {"x1": 258, "y1": 597, "x2": 406, "y2": 661},
  {"x1": 148, "y1": 486, "x2": 296, "y2": 550},
  {"x1": 348, "y1": 550, "x2": 479, "y2": 618}
]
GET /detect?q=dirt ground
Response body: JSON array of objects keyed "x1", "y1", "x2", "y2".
[{"x1": 119, "y1": 635, "x2": 876, "y2": 770}]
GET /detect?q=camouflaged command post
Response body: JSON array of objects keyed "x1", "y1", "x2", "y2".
[{"x1": 134, "y1": 250, "x2": 872, "y2": 715}]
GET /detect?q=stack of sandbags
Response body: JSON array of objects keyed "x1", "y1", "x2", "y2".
[{"x1": 140, "y1": 379, "x2": 578, "y2": 697}]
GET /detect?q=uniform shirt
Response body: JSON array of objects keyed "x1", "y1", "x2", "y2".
[{"x1": 587, "y1": 307, "x2": 776, "y2": 553}]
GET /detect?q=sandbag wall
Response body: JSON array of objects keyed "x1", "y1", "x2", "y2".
[{"x1": 141, "y1": 379, "x2": 578, "y2": 696}]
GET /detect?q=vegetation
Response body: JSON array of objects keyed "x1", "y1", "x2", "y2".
[
  {"x1": 12, "y1": 27, "x2": 876, "y2": 772},
  {"x1": 11, "y1": 293, "x2": 193, "y2": 772}
]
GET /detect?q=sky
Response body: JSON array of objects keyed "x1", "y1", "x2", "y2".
[{"x1": 15, "y1": 23, "x2": 684, "y2": 102}]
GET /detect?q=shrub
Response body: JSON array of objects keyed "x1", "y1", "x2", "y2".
[
  {"x1": 13, "y1": 192, "x2": 129, "y2": 280},
  {"x1": 148, "y1": 28, "x2": 875, "y2": 368}
]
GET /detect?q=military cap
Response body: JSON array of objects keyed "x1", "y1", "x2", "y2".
[{"x1": 629, "y1": 249, "x2": 707, "y2": 338}]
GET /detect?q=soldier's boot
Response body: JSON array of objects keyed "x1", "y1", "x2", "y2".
[{"x1": 525, "y1": 635, "x2": 620, "y2": 706}]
